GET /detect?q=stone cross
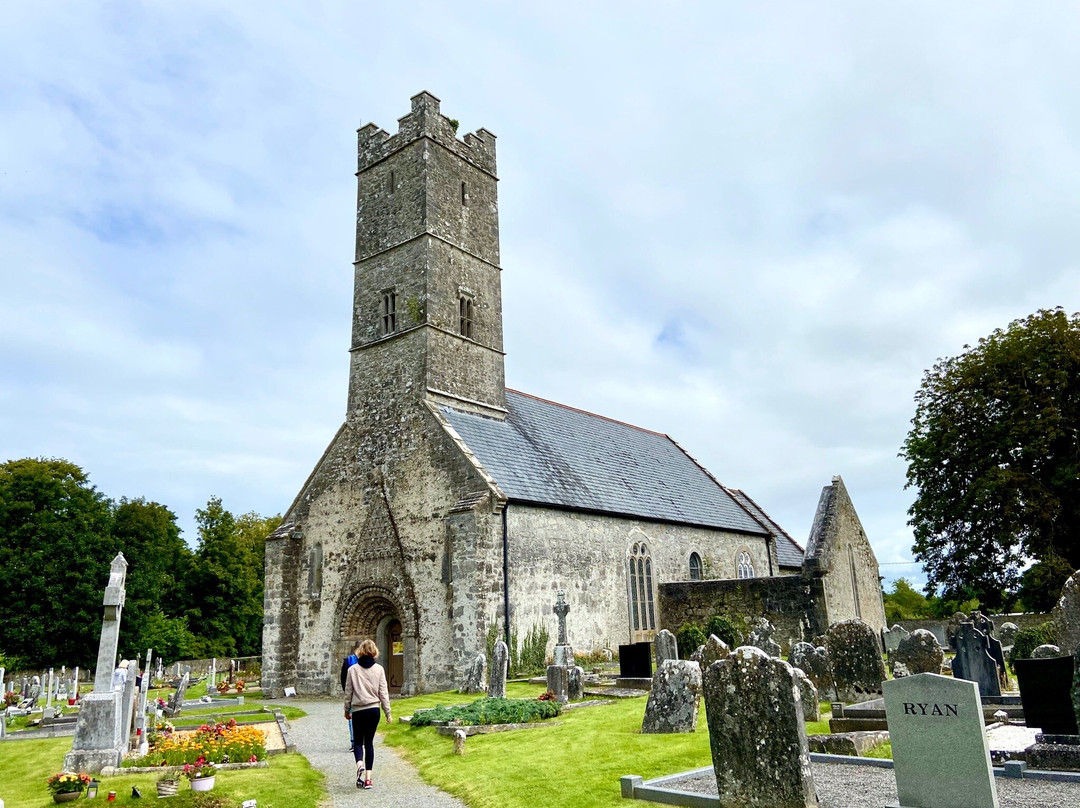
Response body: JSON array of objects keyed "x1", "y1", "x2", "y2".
[
  {"x1": 207, "y1": 659, "x2": 217, "y2": 695},
  {"x1": 156, "y1": 658, "x2": 163, "y2": 681},
  {"x1": 553, "y1": 590, "x2": 570, "y2": 646},
  {"x1": 46, "y1": 668, "x2": 55, "y2": 708},
  {"x1": 72, "y1": 667, "x2": 80, "y2": 700},
  {"x1": 93, "y1": 553, "x2": 128, "y2": 692}
]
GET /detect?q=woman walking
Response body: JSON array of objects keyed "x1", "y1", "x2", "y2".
[{"x1": 344, "y1": 639, "x2": 392, "y2": 789}]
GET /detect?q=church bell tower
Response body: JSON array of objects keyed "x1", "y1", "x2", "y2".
[{"x1": 347, "y1": 92, "x2": 506, "y2": 421}]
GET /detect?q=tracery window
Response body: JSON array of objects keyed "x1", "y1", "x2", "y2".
[
  {"x1": 629, "y1": 541, "x2": 656, "y2": 641},
  {"x1": 689, "y1": 552, "x2": 703, "y2": 581},
  {"x1": 381, "y1": 291, "x2": 397, "y2": 335},
  {"x1": 459, "y1": 296, "x2": 473, "y2": 338},
  {"x1": 737, "y1": 550, "x2": 755, "y2": 579}
]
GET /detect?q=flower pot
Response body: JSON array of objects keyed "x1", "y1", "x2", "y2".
[
  {"x1": 53, "y1": 793, "x2": 81, "y2": 803},
  {"x1": 156, "y1": 779, "x2": 179, "y2": 797},
  {"x1": 190, "y1": 776, "x2": 216, "y2": 792}
]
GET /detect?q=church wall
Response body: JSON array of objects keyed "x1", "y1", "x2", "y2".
[
  {"x1": 504, "y1": 504, "x2": 773, "y2": 655},
  {"x1": 657, "y1": 575, "x2": 829, "y2": 653}
]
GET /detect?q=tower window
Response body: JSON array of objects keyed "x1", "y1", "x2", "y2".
[
  {"x1": 381, "y1": 292, "x2": 397, "y2": 335},
  {"x1": 388, "y1": 171, "x2": 395, "y2": 194},
  {"x1": 461, "y1": 181, "x2": 467, "y2": 205},
  {"x1": 458, "y1": 296, "x2": 473, "y2": 339},
  {"x1": 689, "y1": 552, "x2": 702, "y2": 581}
]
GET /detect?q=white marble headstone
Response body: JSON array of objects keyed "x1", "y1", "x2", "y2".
[{"x1": 883, "y1": 673, "x2": 998, "y2": 808}]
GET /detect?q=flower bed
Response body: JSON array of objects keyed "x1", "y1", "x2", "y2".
[
  {"x1": 410, "y1": 697, "x2": 560, "y2": 727},
  {"x1": 124, "y1": 718, "x2": 267, "y2": 767}
]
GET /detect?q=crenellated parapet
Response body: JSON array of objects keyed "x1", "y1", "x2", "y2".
[{"x1": 357, "y1": 91, "x2": 496, "y2": 176}]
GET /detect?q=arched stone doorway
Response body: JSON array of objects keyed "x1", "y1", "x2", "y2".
[{"x1": 339, "y1": 586, "x2": 409, "y2": 694}]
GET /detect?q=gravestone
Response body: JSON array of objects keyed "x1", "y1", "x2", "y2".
[
  {"x1": 1014, "y1": 656, "x2": 1078, "y2": 735},
  {"x1": 618, "y1": 643, "x2": 653, "y2": 679},
  {"x1": 892, "y1": 629, "x2": 943, "y2": 675},
  {"x1": 883, "y1": 625, "x2": 910, "y2": 655},
  {"x1": 971, "y1": 611, "x2": 995, "y2": 638},
  {"x1": 654, "y1": 629, "x2": 678, "y2": 665},
  {"x1": 551, "y1": 590, "x2": 575, "y2": 666},
  {"x1": 453, "y1": 728, "x2": 466, "y2": 755},
  {"x1": 163, "y1": 672, "x2": 189, "y2": 717},
  {"x1": 1054, "y1": 569, "x2": 1080, "y2": 654},
  {"x1": 702, "y1": 647, "x2": 818, "y2": 808},
  {"x1": 746, "y1": 617, "x2": 782, "y2": 658},
  {"x1": 207, "y1": 659, "x2": 217, "y2": 695},
  {"x1": 134, "y1": 649, "x2": 152, "y2": 754},
  {"x1": 789, "y1": 642, "x2": 833, "y2": 697},
  {"x1": 72, "y1": 667, "x2": 79, "y2": 701},
  {"x1": 567, "y1": 664, "x2": 584, "y2": 701},
  {"x1": 999, "y1": 622, "x2": 1020, "y2": 649},
  {"x1": 695, "y1": 635, "x2": 730, "y2": 669},
  {"x1": 120, "y1": 661, "x2": 137, "y2": 750},
  {"x1": 883, "y1": 673, "x2": 998, "y2": 808},
  {"x1": 461, "y1": 653, "x2": 486, "y2": 694},
  {"x1": 641, "y1": 660, "x2": 702, "y2": 734},
  {"x1": 488, "y1": 641, "x2": 508, "y2": 699},
  {"x1": 1032, "y1": 644, "x2": 1062, "y2": 659},
  {"x1": 64, "y1": 553, "x2": 130, "y2": 773},
  {"x1": 952, "y1": 623, "x2": 1002, "y2": 698},
  {"x1": 793, "y1": 667, "x2": 820, "y2": 722},
  {"x1": 825, "y1": 619, "x2": 886, "y2": 703},
  {"x1": 546, "y1": 663, "x2": 584, "y2": 704},
  {"x1": 156, "y1": 658, "x2": 163, "y2": 681},
  {"x1": 946, "y1": 611, "x2": 969, "y2": 650}
]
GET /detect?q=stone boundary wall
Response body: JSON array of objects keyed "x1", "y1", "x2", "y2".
[
  {"x1": 891, "y1": 613, "x2": 1051, "y2": 646},
  {"x1": 658, "y1": 574, "x2": 829, "y2": 653}
]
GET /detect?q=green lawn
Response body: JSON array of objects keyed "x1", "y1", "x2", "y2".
[
  {"x1": 384, "y1": 685, "x2": 838, "y2": 808},
  {"x1": 0, "y1": 738, "x2": 323, "y2": 808}
]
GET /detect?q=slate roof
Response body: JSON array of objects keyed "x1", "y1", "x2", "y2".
[
  {"x1": 727, "y1": 489, "x2": 805, "y2": 569},
  {"x1": 440, "y1": 389, "x2": 778, "y2": 538}
]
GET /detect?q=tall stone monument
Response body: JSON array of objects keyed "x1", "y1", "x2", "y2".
[
  {"x1": 64, "y1": 553, "x2": 129, "y2": 773},
  {"x1": 546, "y1": 590, "x2": 584, "y2": 703},
  {"x1": 488, "y1": 640, "x2": 508, "y2": 699}
]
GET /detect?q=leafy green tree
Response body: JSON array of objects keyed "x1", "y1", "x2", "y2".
[
  {"x1": 882, "y1": 578, "x2": 933, "y2": 622},
  {"x1": 184, "y1": 497, "x2": 279, "y2": 658},
  {"x1": 0, "y1": 458, "x2": 116, "y2": 667},
  {"x1": 901, "y1": 308, "x2": 1080, "y2": 608},
  {"x1": 1016, "y1": 555, "x2": 1074, "y2": 613},
  {"x1": 112, "y1": 498, "x2": 194, "y2": 662}
]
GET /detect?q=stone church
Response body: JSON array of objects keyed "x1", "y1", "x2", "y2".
[{"x1": 262, "y1": 93, "x2": 883, "y2": 697}]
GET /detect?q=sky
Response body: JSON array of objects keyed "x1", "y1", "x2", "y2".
[{"x1": 3, "y1": 2, "x2": 1079, "y2": 591}]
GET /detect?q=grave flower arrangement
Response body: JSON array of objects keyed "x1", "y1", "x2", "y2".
[
  {"x1": 126, "y1": 718, "x2": 267, "y2": 767},
  {"x1": 181, "y1": 758, "x2": 216, "y2": 781},
  {"x1": 235, "y1": 679, "x2": 245, "y2": 693},
  {"x1": 47, "y1": 772, "x2": 92, "y2": 796},
  {"x1": 3, "y1": 691, "x2": 19, "y2": 707}
]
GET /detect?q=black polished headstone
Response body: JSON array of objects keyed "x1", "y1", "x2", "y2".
[
  {"x1": 1015, "y1": 656, "x2": 1078, "y2": 735},
  {"x1": 619, "y1": 642, "x2": 653, "y2": 679}
]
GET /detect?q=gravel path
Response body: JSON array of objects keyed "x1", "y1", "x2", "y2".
[
  {"x1": 668, "y1": 763, "x2": 1080, "y2": 807},
  {"x1": 287, "y1": 699, "x2": 466, "y2": 808}
]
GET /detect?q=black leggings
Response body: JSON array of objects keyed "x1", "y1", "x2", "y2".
[{"x1": 351, "y1": 707, "x2": 381, "y2": 769}]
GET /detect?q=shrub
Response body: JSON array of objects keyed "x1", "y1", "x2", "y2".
[
  {"x1": 410, "y1": 697, "x2": 560, "y2": 727},
  {"x1": 1008, "y1": 621, "x2": 1060, "y2": 667},
  {"x1": 516, "y1": 623, "x2": 549, "y2": 675},
  {"x1": 676, "y1": 623, "x2": 706, "y2": 659},
  {"x1": 705, "y1": 614, "x2": 743, "y2": 648}
]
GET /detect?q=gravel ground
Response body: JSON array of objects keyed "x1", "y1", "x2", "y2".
[
  {"x1": 287, "y1": 699, "x2": 466, "y2": 808},
  {"x1": 666, "y1": 763, "x2": 1080, "y2": 807}
]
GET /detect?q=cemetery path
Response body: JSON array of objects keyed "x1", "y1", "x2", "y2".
[{"x1": 288, "y1": 699, "x2": 468, "y2": 808}]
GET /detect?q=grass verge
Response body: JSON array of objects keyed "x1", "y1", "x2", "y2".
[{"x1": 0, "y1": 737, "x2": 323, "y2": 808}]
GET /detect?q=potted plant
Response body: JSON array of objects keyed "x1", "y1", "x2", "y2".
[
  {"x1": 182, "y1": 758, "x2": 216, "y2": 792},
  {"x1": 47, "y1": 772, "x2": 92, "y2": 803},
  {"x1": 156, "y1": 772, "x2": 180, "y2": 797}
]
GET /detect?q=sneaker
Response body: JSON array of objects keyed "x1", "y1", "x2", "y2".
[
  {"x1": 356, "y1": 767, "x2": 365, "y2": 788},
  {"x1": 363, "y1": 779, "x2": 373, "y2": 790}
]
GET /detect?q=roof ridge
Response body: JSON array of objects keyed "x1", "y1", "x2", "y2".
[
  {"x1": 730, "y1": 488, "x2": 805, "y2": 552},
  {"x1": 505, "y1": 388, "x2": 667, "y2": 437}
]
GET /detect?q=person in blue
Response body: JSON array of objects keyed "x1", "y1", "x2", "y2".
[{"x1": 339, "y1": 643, "x2": 360, "y2": 750}]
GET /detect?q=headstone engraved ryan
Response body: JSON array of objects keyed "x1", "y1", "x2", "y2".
[{"x1": 883, "y1": 673, "x2": 998, "y2": 808}]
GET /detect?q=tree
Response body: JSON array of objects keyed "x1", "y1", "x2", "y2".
[
  {"x1": 901, "y1": 308, "x2": 1080, "y2": 608},
  {"x1": 882, "y1": 578, "x2": 933, "y2": 622},
  {"x1": 0, "y1": 459, "x2": 116, "y2": 667},
  {"x1": 111, "y1": 498, "x2": 194, "y2": 662},
  {"x1": 184, "y1": 497, "x2": 279, "y2": 658}
]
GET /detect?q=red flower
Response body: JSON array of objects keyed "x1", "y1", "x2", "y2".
[{"x1": 249, "y1": 755, "x2": 257, "y2": 763}]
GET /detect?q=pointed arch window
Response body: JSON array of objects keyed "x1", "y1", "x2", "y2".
[
  {"x1": 689, "y1": 552, "x2": 703, "y2": 581},
  {"x1": 381, "y1": 291, "x2": 397, "y2": 335},
  {"x1": 629, "y1": 541, "x2": 656, "y2": 641},
  {"x1": 737, "y1": 550, "x2": 755, "y2": 579}
]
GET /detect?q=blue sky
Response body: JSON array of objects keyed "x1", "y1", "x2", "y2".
[{"x1": 4, "y1": 2, "x2": 1080, "y2": 592}]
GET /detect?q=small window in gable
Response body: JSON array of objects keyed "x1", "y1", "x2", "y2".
[
  {"x1": 737, "y1": 550, "x2": 755, "y2": 579},
  {"x1": 461, "y1": 181, "x2": 467, "y2": 205},
  {"x1": 459, "y1": 296, "x2": 473, "y2": 339},
  {"x1": 689, "y1": 552, "x2": 703, "y2": 581},
  {"x1": 381, "y1": 291, "x2": 397, "y2": 335}
]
